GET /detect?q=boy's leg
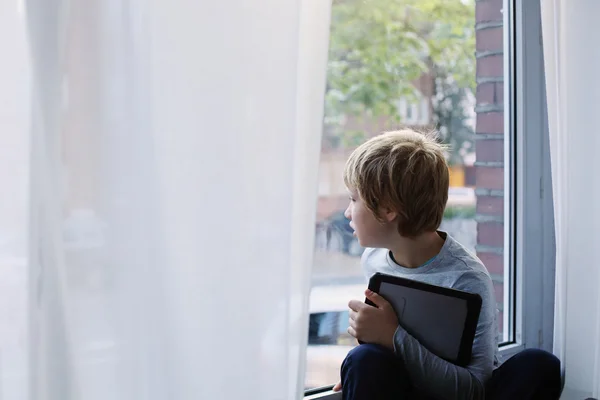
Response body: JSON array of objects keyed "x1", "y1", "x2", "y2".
[
  {"x1": 340, "y1": 343, "x2": 412, "y2": 400},
  {"x1": 486, "y1": 348, "x2": 561, "y2": 400}
]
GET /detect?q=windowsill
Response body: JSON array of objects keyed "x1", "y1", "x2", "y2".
[{"x1": 304, "y1": 387, "x2": 341, "y2": 400}]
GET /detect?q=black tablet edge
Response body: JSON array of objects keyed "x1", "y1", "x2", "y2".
[
  {"x1": 365, "y1": 274, "x2": 383, "y2": 308},
  {"x1": 456, "y1": 293, "x2": 483, "y2": 366},
  {"x1": 369, "y1": 272, "x2": 480, "y2": 301},
  {"x1": 356, "y1": 277, "x2": 382, "y2": 345}
]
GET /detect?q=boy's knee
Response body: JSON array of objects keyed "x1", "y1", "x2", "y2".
[
  {"x1": 346, "y1": 344, "x2": 392, "y2": 362},
  {"x1": 341, "y1": 344, "x2": 412, "y2": 395},
  {"x1": 515, "y1": 348, "x2": 561, "y2": 380},
  {"x1": 342, "y1": 344, "x2": 395, "y2": 374},
  {"x1": 520, "y1": 349, "x2": 559, "y2": 369}
]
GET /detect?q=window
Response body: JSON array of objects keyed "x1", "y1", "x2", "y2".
[{"x1": 307, "y1": 0, "x2": 517, "y2": 390}]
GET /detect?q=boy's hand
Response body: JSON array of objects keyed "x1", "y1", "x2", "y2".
[
  {"x1": 347, "y1": 289, "x2": 399, "y2": 350},
  {"x1": 332, "y1": 381, "x2": 342, "y2": 392}
]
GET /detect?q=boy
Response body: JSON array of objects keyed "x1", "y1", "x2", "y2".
[{"x1": 333, "y1": 130, "x2": 498, "y2": 399}]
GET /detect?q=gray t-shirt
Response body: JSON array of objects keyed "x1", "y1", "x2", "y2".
[{"x1": 362, "y1": 232, "x2": 498, "y2": 400}]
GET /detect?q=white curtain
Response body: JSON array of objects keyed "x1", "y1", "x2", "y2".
[
  {"x1": 0, "y1": 1, "x2": 30, "y2": 399},
  {"x1": 541, "y1": 1, "x2": 600, "y2": 398},
  {"x1": 22, "y1": 0, "x2": 331, "y2": 399}
]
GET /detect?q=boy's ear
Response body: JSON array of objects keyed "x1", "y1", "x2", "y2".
[{"x1": 380, "y1": 208, "x2": 398, "y2": 223}]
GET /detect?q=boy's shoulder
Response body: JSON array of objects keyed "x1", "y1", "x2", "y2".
[
  {"x1": 361, "y1": 233, "x2": 492, "y2": 289},
  {"x1": 435, "y1": 234, "x2": 493, "y2": 286},
  {"x1": 441, "y1": 234, "x2": 489, "y2": 273}
]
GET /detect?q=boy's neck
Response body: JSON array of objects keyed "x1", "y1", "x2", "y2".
[{"x1": 388, "y1": 231, "x2": 445, "y2": 269}]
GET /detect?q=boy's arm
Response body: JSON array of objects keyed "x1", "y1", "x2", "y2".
[{"x1": 393, "y1": 272, "x2": 497, "y2": 400}]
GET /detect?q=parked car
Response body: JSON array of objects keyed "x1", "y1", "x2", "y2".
[{"x1": 305, "y1": 284, "x2": 365, "y2": 389}]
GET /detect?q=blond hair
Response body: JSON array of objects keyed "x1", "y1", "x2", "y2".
[{"x1": 343, "y1": 130, "x2": 449, "y2": 237}]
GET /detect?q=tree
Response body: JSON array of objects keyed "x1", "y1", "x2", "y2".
[{"x1": 324, "y1": 0, "x2": 476, "y2": 164}]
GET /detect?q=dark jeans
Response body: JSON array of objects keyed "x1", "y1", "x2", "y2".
[{"x1": 339, "y1": 344, "x2": 562, "y2": 400}]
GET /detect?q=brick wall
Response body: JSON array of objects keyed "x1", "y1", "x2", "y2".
[{"x1": 475, "y1": 0, "x2": 505, "y2": 334}]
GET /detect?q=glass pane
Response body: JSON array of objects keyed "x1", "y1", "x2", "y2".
[{"x1": 306, "y1": 0, "x2": 509, "y2": 390}]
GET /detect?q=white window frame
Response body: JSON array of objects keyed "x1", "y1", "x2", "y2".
[
  {"x1": 502, "y1": 0, "x2": 555, "y2": 360},
  {"x1": 303, "y1": 0, "x2": 554, "y2": 397}
]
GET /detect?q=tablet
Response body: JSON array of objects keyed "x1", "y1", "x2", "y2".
[{"x1": 366, "y1": 272, "x2": 482, "y2": 367}]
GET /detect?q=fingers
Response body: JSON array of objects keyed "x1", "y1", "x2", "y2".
[
  {"x1": 348, "y1": 299, "x2": 366, "y2": 312},
  {"x1": 347, "y1": 325, "x2": 357, "y2": 338},
  {"x1": 349, "y1": 315, "x2": 357, "y2": 330},
  {"x1": 333, "y1": 381, "x2": 342, "y2": 392},
  {"x1": 349, "y1": 309, "x2": 358, "y2": 321},
  {"x1": 364, "y1": 289, "x2": 390, "y2": 309}
]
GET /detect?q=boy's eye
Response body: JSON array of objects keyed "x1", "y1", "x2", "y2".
[{"x1": 349, "y1": 196, "x2": 356, "y2": 202}]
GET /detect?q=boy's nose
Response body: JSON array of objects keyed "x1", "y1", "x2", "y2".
[{"x1": 344, "y1": 207, "x2": 351, "y2": 220}]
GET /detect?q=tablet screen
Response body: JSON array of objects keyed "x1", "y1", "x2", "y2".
[{"x1": 379, "y1": 282, "x2": 469, "y2": 361}]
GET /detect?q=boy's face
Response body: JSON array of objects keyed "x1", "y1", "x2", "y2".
[{"x1": 344, "y1": 188, "x2": 397, "y2": 248}]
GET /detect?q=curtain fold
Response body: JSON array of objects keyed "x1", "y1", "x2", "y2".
[
  {"x1": 541, "y1": 0, "x2": 600, "y2": 397},
  {"x1": 0, "y1": 2, "x2": 31, "y2": 399},
  {"x1": 25, "y1": 0, "x2": 331, "y2": 398}
]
